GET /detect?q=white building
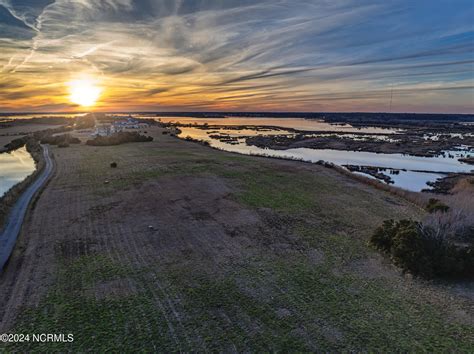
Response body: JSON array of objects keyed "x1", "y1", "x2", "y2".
[
  {"x1": 112, "y1": 118, "x2": 149, "y2": 131},
  {"x1": 92, "y1": 117, "x2": 149, "y2": 137},
  {"x1": 93, "y1": 124, "x2": 111, "y2": 136}
]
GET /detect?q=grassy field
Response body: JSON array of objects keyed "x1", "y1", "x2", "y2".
[{"x1": 0, "y1": 127, "x2": 472, "y2": 351}]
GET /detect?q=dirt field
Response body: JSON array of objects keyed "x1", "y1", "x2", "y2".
[{"x1": 0, "y1": 126, "x2": 472, "y2": 351}]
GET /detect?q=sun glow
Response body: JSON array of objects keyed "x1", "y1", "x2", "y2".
[{"x1": 68, "y1": 78, "x2": 102, "y2": 107}]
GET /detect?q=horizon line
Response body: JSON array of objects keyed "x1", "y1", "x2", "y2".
[{"x1": 1, "y1": 111, "x2": 473, "y2": 116}]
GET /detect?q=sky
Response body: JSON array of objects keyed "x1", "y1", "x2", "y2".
[{"x1": 0, "y1": 0, "x2": 473, "y2": 113}]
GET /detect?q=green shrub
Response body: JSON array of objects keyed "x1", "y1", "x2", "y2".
[
  {"x1": 426, "y1": 198, "x2": 449, "y2": 213},
  {"x1": 4, "y1": 136, "x2": 29, "y2": 151},
  {"x1": 370, "y1": 219, "x2": 473, "y2": 279},
  {"x1": 370, "y1": 219, "x2": 397, "y2": 253},
  {"x1": 41, "y1": 134, "x2": 80, "y2": 146},
  {"x1": 86, "y1": 132, "x2": 153, "y2": 146},
  {"x1": 389, "y1": 221, "x2": 432, "y2": 277}
]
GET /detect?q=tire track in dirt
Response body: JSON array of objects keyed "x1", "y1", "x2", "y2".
[
  {"x1": 107, "y1": 216, "x2": 186, "y2": 350},
  {"x1": 123, "y1": 178, "x2": 259, "y2": 350},
  {"x1": 100, "y1": 220, "x2": 161, "y2": 348},
  {"x1": 88, "y1": 173, "x2": 257, "y2": 350},
  {"x1": 70, "y1": 179, "x2": 187, "y2": 350}
]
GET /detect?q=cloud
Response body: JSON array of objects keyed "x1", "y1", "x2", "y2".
[{"x1": 0, "y1": 0, "x2": 473, "y2": 112}]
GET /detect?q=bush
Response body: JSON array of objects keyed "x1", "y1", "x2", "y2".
[
  {"x1": 4, "y1": 136, "x2": 29, "y2": 151},
  {"x1": 86, "y1": 132, "x2": 153, "y2": 146},
  {"x1": 370, "y1": 219, "x2": 473, "y2": 279},
  {"x1": 370, "y1": 219, "x2": 400, "y2": 253},
  {"x1": 184, "y1": 136, "x2": 210, "y2": 146},
  {"x1": 389, "y1": 221, "x2": 432, "y2": 276},
  {"x1": 110, "y1": 162, "x2": 117, "y2": 168},
  {"x1": 41, "y1": 133, "x2": 80, "y2": 146},
  {"x1": 426, "y1": 198, "x2": 449, "y2": 213}
]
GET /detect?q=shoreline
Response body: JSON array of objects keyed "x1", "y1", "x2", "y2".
[
  {"x1": 0, "y1": 141, "x2": 45, "y2": 233},
  {"x1": 178, "y1": 135, "x2": 430, "y2": 209},
  {"x1": 165, "y1": 120, "x2": 473, "y2": 194},
  {"x1": 0, "y1": 144, "x2": 52, "y2": 270}
]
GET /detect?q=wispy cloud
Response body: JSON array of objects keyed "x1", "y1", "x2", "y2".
[{"x1": 0, "y1": 0, "x2": 473, "y2": 113}]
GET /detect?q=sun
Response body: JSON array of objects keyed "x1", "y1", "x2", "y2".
[{"x1": 68, "y1": 78, "x2": 102, "y2": 107}]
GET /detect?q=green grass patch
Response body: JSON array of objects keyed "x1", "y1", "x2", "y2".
[
  {"x1": 222, "y1": 169, "x2": 326, "y2": 213},
  {"x1": 5, "y1": 255, "x2": 175, "y2": 351},
  {"x1": 7, "y1": 254, "x2": 473, "y2": 351},
  {"x1": 177, "y1": 274, "x2": 309, "y2": 351},
  {"x1": 271, "y1": 261, "x2": 473, "y2": 351}
]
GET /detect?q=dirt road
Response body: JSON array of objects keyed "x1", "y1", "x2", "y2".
[{"x1": 0, "y1": 145, "x2": 53, "y2": 270}]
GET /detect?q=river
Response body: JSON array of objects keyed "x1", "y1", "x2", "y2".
[
  {"x1": 0, "y1": 147, "x2": 36, "y2": 197},
  {"x1": 157, "y1": 117, "x2": 473, "y2": 192}
]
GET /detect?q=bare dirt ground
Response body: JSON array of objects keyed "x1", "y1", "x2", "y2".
[{"x1": 0, "y1": 126, "x2": 472, "y2": 351}]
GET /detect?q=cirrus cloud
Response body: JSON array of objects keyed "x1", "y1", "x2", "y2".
[{"x1": 0, "y1": 0, "x2": 473, "y2": 113}]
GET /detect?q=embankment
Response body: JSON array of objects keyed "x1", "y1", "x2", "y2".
[{"x1": 0, "y1": 140, "x2": 45, "y2": 231}]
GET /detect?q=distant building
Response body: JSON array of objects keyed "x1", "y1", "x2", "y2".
[
  {"x1": 92, "y1": 117, "x2": 149, "y2": 137},
  {"x1": 112, "y1": 118, "x2": 149, "y2": 131},
  {"x1": 93, "y1": 123, "x2": 113, "y2": 136}
]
